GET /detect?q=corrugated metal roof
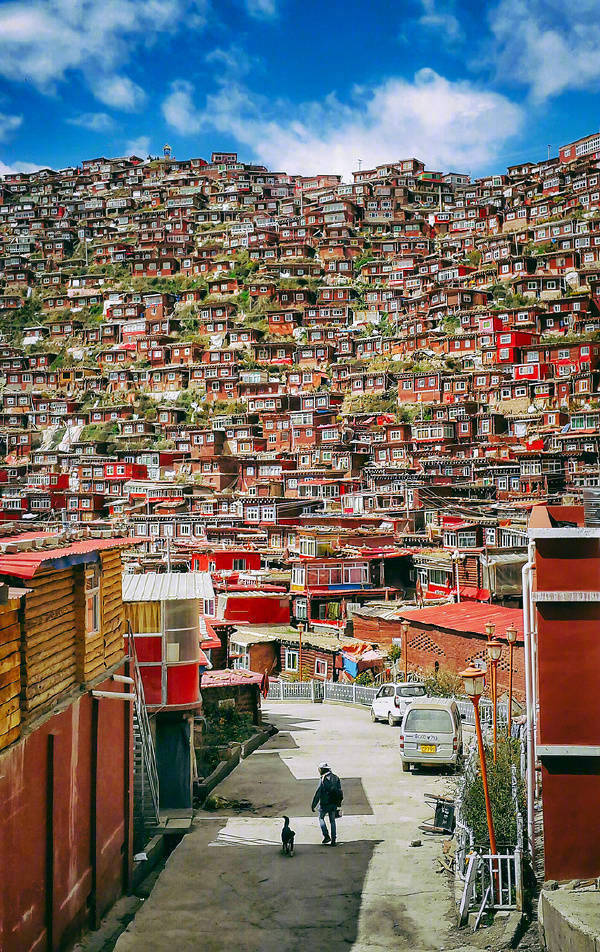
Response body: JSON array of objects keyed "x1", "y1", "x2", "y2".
[
  {"x1": 0, "y1": 536, "x2": 136, "y2": 580},
  {"x1": 397, "y1": 602, "x2": 524, "y2": 638},
  {"x1": 122, "y1": 571, "x2": 214, "y2": 603}
]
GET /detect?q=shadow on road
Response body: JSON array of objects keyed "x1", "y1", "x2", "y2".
[
  {"x1": 204, "y1": 752, "x2": 374, "y2": 817},
  {"x1": 259, "y1": 732, "x2": 299, "y2": 750},
  {"x1": 198, "y1": 838, "x2": 382, "y2": 952},
  {"x1": 262, "y1": 710, "x2": 323, "y2": 732}
]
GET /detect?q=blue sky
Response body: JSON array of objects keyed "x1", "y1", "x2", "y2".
[{"x1": 0, "y1": 0, "x2": 598, "y2": 179}]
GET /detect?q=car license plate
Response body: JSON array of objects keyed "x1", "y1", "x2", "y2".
[{"x1": 420, "y1": 744, "x2": 436, "y2": 753}]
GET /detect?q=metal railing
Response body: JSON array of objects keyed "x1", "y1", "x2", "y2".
[
  {"x1": 455, "y1": 741, "x2": 525, "y2": 924},
  {"x1": 130, "y1": 631, "x2": 160, "y2": 834},
  {"x1": 266, "y1": 679, "x2": 379, "y2": 706},
  {"x1": 266, "y1": 679, "x2": 509, "y2": 725}
]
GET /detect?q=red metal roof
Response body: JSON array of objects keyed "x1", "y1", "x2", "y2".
[
  {"x1": 399, "y1": 602, "x2": 524, "y2": 639},
  {"x1": 0, "y1": 536, "x2": 137, "y2": 580}
]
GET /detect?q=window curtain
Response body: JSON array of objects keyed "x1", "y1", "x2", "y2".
[{"x1": 125, "y1": 600, "x2": 161, "y2": 633}]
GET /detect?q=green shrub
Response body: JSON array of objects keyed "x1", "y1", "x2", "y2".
[
  {"x1": 354, "y1": 671, "x2": 375, "y2": 686},
  {"x1": 458, "y1": 736, "x2": 526, "y2": 850},
  {"x1": 423, "y1": 669, "x2": 465, "y2": 698}
]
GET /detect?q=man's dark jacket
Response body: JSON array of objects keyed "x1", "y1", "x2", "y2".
[{"x1": 311, "y1": 771, "x2": 343, "y2": 811}]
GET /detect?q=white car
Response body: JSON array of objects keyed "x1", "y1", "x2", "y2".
[{"x1": 370, "y1": 682, "x2": 427, "y2": 726}]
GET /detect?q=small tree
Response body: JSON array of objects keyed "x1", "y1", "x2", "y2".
[{"x1": 458, "y1": 736, "x2": 526, "y2": 850}]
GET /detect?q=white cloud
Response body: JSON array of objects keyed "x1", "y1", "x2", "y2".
[
  {"x1": 245, "y1": 0, "x2": 278, "y2": 18},
  {"x1": 174, "y1": 69, "x2": 523, "y2": 178},
  {"x1": 162, "y1": 80, "x2": 203, "y2": 135},
  {"x1": 67, "y1": 111, "x2": 114, "y2": 132},
  {"x1": 0, "y1": 112, "x2": 22, "y2": 140},
  {"x1": 489, "y1": 0, "x2": 600, "y2": 101},
  {"x1": 205, "y1": 44, "x2": 259, "y2": 78},
  {"x1": 91, "y1": 75, "x2": 146, "y2": 111},
  {"x1": 0, "y1": 158, "x2": 45, "y2": 177},
  {"x1": 418, "y1": 0, "x2": 463, "y2": 41},
  {"x1": 124, "y1": 135, "x2": 151, "y2": 156},
  {"x1": 0, "y1": 0, "x2": 207, "y2": 109}
]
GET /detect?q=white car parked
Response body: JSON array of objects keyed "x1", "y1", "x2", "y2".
[{"x1": 370, "y1": 682, "x2": 427, "y2": 726}]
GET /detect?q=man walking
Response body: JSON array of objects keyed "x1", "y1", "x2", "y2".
[{"x1": 311, "y1": 761, "x2": 343, "y2": 846}]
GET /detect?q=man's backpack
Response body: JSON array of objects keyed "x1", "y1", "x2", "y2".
[{"x1": 327, "y1": 773, "x2": 343, "y2": 806}]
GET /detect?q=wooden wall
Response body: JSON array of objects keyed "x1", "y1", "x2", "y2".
[
  {"x1": 0, "y1": 598, "x2": 24, "y2": 752},
  {"x1": 279, "y1": 644, "x2": 334, "y2": 681},
  {"x1": 101, "y1": 549, "x2": 126, "y2": 671},
  {"x1": 0, "y1": 550, "x2": 127, "y2": 739},
  {"x1": 21, "y1": 567, "x2": 78, "y2": 717}
]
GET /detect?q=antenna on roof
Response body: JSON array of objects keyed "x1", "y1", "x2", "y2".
[
  {"x1": 358, "y1": 158, "x2": 362, "y2": 172},
  {"x1": 547, "y1": 144, "x2": 551, "y2": 161}
]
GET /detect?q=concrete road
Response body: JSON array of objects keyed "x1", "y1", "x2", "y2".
[{"x1": 115, "y1": 702, "x2": 466, "y2": 952}]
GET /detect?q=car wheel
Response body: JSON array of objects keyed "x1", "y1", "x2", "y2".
[
  {"x1": 402, "y1": 759, "x2": 410, "y2": 772},
  {"x1": 370, "y1": 709, "x2": 377, "y2": 722},
  {"x1": 388, "y1": 713, "x2": 396, "y2": 726}
]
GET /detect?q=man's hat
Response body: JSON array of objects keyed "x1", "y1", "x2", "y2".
[{"x1": 318, "y1": 761, "x2": 331, "y2": 770}]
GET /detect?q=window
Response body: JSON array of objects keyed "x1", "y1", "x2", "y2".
[
  {"x1": 315, "y1": 658, "x2": 328, "y2": 678},
  {"x1": 404, "y1": 708, "x2": 453, "y2": 733},
  {"x1": 285, "y1": 648, "x2": 299, "y2": 671},
  {"x1": 86, "y1": 565, "x2": 100, "y2": 636},
  {"x1": 429, "y1": 568, "x2": 449, "y2": 586}
]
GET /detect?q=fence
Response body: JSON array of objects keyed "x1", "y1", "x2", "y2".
[
  {"x1": 266, "y1": 679, "x2": 509, "y2": 727},
  {"x1": 455, "y1": 741, "x2": 525, "y2": 924},
  {"x1": 266, "y1": 679, "x2": 378, "y2": 707}
]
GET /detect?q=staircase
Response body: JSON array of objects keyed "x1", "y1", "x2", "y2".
[{"x1": 131, "y1": 633, "x2": 160, "y2": 844}]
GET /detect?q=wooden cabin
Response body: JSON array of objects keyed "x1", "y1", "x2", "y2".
[{"x1": 0, "y1": 532, "x2": 134, "y2": 952}]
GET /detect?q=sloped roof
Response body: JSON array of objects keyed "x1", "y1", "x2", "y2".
[
  {"x1": 0, "y1": 536, "x2": 135, "y2": 580},
  {"x1": 122, "y1": 571, "x2": 214, "y2": 603},
  {"x1": 396, "y1": 602, "x2": 524, "y2": 638}
]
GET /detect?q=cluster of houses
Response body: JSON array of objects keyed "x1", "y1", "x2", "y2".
[
  {"x1": 0, "y1": 137, "x2": 599, "y2": 689},
  {"x1": 3, "y1": 134, "x2": 600, "y2": 946}
]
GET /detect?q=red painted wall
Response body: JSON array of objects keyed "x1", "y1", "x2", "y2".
[
  {"x1": 221, "y1": 595, "x2": 290, "y2": 625},
  {"x1": 0, "y1": 668, "x2": 132, "y2": 952},
  {"x1": 353, "y1": 613, "x2": 526, "y2": 699},
  {"x1": 535, "y1": 534, "x2": 600, "y2": 879}
]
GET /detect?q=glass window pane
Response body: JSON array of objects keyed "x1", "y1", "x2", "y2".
[{"x1": 164, "y1": 598, "x2": 199, "y2": 662}]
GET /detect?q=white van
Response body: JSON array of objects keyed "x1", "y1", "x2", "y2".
[{"x1": 399, "y1": 698, "x2": 463, "y2": 772}]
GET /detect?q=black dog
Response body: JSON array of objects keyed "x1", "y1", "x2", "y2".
[{"x1": 281, "y1": 816, "x2": 295, "y2": 856}]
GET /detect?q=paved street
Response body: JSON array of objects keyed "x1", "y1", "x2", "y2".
[{"x1": 115, "y1": 703, "x2": 466, "y2": 952}]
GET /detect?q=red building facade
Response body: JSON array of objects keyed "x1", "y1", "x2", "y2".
[{"x1": 529, "y1": 505, "x2": 600, "y2": 880}]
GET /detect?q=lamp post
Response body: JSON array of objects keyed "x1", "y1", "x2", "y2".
[
  {"x1": 505, "y1": 624, "x2": 517, "y2": 735},
  {"x1": 401, "y1": 619, "x2": 409, "y2": 681},
  {"x1": 461, "y1": 664, "x2": 498, "y2": 861},
  {"x1": 486, "y1": 631, "x2": 503, "y2": 764},
  {"x1": 298, "y1": 622, "x2": 304, "y2": 683}
]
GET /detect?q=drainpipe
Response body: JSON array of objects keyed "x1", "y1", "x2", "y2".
[{"x1": 521, "y1": 541, "x2": 536, "y2": 859}]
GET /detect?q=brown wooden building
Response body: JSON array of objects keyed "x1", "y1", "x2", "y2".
[{"x1": 0, "y1": 533, "x2": 134, "y2": 952}]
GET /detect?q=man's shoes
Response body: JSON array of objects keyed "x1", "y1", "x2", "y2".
[
  {"x1": 330, "y1": 840, "x2": 338, "y2": 847},
  {"x1": 321, "y1": 835, "x2": 331, "y2": 844}
]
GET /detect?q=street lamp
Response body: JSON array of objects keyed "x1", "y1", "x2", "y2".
[
  {"x1": 487, "y1": 637, "x2": 503, "y2": 763},
  {"x1": 461, "y1": 665, "x2": 498, "y2": 860},
  {"x1": 298, "y1": 623, "x2": 304, "y2": 683},
  {"x1": 401, "y1": 619, "x2": 409, "y2": 681},
  {"x1": 505, "y1": 624, "x2": 518, "y2": 735}
]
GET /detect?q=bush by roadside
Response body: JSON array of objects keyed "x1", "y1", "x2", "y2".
[
  {"x1": 456, "y1": 736, "x2": 526, "y2": 849},
  {"x1": 196, "y1": 708, "x2": 256, "y2": 776}
]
